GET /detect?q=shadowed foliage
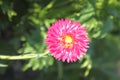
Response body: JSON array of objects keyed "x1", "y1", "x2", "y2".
[{"x1": 0, "y1": 0, "x2": 120, "y2": 80}]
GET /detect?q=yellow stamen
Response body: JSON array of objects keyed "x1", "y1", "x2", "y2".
[
  {"x1": 64, "y1": 43, "x2": 73, "y2": 48},
  {"x1": 59, "y1": 35, "x2": 74, "y2": 48},
  {"x1": 65, "y1": 35, "x2": 73, "y2": 43}
]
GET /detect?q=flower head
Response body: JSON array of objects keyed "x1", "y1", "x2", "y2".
[{"x1": 46, "y1": 18, "x2": 89, "y2": 63}]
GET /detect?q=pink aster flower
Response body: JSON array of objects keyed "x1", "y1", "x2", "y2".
[{"x1": 46, "y1": 18, "x2": 89, "y2": 63}]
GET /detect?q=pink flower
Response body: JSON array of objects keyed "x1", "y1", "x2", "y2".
[{"x1": 46, "y1": 18, "x2": 89, "y2": 63}]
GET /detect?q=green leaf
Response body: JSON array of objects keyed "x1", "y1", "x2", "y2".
[
  {"x1": 1, "y1": 1, "x2": 17, "y2": 21},
  {"x1": 101, "y1": 17, "x2": 113, "y2": 38}
]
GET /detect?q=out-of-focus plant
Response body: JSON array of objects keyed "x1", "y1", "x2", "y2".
[{"x1": 0, "y1": 0, "x2": 120, "y2": 80}]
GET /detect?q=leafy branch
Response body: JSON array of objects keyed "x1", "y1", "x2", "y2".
[{"x1": 0, "y1": 50, "x2": 49, "y2": 60}]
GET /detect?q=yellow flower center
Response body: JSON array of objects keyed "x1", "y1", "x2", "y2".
[
  {"x1": 65, "y1": 35, "x2": 73, "y2": 43},
  {"x1": 59, "y1": 35, "x2": 74, "y2": 48}
]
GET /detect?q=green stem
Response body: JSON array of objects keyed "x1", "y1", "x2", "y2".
[
  {"x1": 57, "y1": 61, "x2": 63, "y2": 80},
  {"x1": 0, "y1": 50, "x2": 49, "y2": 60}
]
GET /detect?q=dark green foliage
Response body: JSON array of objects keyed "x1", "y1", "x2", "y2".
[{"x1": 0, "y1": 0, "x2": 120, "y2": 80}]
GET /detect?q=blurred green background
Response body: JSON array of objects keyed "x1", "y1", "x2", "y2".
[{"x1": 0, "y1": 0, "x2": 120, "y2": 80}]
